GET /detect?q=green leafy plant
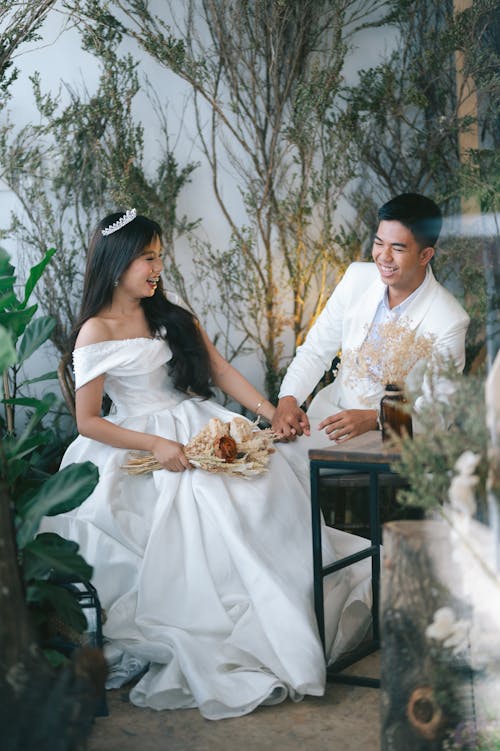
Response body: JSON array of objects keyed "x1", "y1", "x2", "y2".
[
  {"x1": 0, "y1": 1, "x2": 58, "y2": 108},
  {"x1": 0, "y1": 245, "x2": 57, "y2": 431},
  {"x1": 391, "y1": 366, "x2": 489, "y2": 520},
  {"x1": 0, "y1": 31, "x2": 198, "y2": 355},
  {"x1": 0, "y1": 246, "x2": 99, "y2": 660}
]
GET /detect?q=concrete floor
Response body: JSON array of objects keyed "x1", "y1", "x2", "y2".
[{"x1": 87, "y1": 653, "x2": 380, "y2": 751}]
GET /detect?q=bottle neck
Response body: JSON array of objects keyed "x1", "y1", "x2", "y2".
[{"x1": 384, "y1": 383, "x2": 404, "y2": 397}]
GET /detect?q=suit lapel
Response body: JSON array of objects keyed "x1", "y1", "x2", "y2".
[
  {"x1": 347, "y1": 275, "x2": 386, "y2": 348},
  {"x1": 345, "y1": 265, "x2": 437, "y2": 350},
  {"x1": 403, "y1": 266, "x2": 438, "y2": 331}
]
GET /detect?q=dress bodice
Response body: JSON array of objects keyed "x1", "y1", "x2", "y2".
[{"x1": 72, "y1": 337, "x2": 186, "y2": 417}]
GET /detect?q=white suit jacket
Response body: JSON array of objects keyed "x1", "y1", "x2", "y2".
[{"x1": 278, "y1": 262, "x2": 470, "y2": 418}]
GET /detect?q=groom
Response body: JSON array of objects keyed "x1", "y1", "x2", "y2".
[{"x1": 272, "y1": 193, "x2": 470, "y2": 442}]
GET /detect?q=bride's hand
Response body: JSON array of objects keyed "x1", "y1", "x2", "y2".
[{"x1": 151, "y1": 437, "x2": 192, "y2": 472}]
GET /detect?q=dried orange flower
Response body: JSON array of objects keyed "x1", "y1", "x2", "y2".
[{"x1": 213, "y1": 435, "x2": 238, "y2": 463}]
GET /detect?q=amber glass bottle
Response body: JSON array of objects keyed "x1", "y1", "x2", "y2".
[{"x1": 380, "y1": 383, "x2": 413, "y2": 443}]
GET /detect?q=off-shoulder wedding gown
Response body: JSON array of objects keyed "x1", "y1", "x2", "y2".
[{"x1": 41, "y1": 336, "x2": 371, "y2": 720}]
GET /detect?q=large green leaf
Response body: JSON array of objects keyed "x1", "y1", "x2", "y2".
[
  {"x1": 0, "y1": 247, "x2": 16, "y2": 294},
  {"x1": 11, "y1": 393, "x2": 57, "y2": 455},
  {"x1": 17, "y1": 316, "x2": 56, "y2": 364},
  {"x1": 26, "y1": 580, "x2": 88, "y2": 633},
  {"x1": 22, "y1": 247, "x2": 57, "y2": 307},
  {"x1": 0, "y1": 290, "x2": 17, "y2": 309},
  {"x1": 17, "y1": 461, "x2": 99, "y2": 548},
  {"x1": 2, "y1": 432, "x2": 53, "y2": 488},
  {"x1": 20, "y1": 370, "x2": 58, "y2": 386},
  {"x1": 2, "y1": 396, "x2": 54, "y2": 409},
  {"x1": 2, "y1": 457, "x2": 26, "y2": 486},
  {"x1": 0, "y1": 304, "x2": 38, "y2": 338},
  {"x1": 3, "y1": 404, "x2": 56, "y2": 482},
  {"x1": 23, "y1": 532, "x2": 93, "y2": 583},
  {"x1": 3, "y1": 393, "x2": 56, "y2": 455},
  {"x1": 0, "y1": 325, "x2": 16, "y2": 372},
  {"x1": 43, "y1": 648, "x2": 70, "y2": 668}
]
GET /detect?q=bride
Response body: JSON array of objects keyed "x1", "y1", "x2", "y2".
[{"x1": 40, "y1": 209, "x2": 371, "y2": 720}]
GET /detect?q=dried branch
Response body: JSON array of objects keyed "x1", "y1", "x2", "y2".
[{"x1": 68, "y1": 0, "x2": 387, "y2": 398}]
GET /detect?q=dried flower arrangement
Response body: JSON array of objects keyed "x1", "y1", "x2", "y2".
[
  {"x1": 123, "y1": 416, "x2": 276, "y2": 478},
  {"x1": 341, "y1": 317, "x2": 435, "y2": 394}
]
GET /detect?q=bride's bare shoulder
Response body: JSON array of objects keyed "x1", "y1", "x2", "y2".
[{"x1": 75, "y1": 317, "x2": 114, "y2": 349}]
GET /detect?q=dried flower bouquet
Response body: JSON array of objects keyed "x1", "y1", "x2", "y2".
[
  {"x1": 342, "y1": 317, "x2": 435, "y2": 394},
  {"x1": 123, "y1": 416, "x2": 276, "y2": 479}
]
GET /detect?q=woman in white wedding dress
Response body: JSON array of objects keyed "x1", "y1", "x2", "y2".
[{"x1": 41, "y1": 210, "x2": 371, "y2": 720}]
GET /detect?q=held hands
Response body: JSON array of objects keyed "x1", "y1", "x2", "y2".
[
  {"x1": 318, "y1": 409, "x2": 378, "y2": 442},
  {"x1": 151, "y1": 436, "x2": 192, "y2": 472},
  {"x1": 271, "y1": 396, "x2": 311, "y2": 441}
]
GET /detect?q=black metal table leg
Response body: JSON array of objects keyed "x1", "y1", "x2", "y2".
[
  {"x1": 309, "y1": 458, "x2": 386, "y2": 688},
  {"x1": 310, "y1": 461, "x2": 326, "y2": 650}
]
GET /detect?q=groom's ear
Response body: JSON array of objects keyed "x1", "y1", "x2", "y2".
[{"x1": 419, "y1": 246, "x2": 434, "y2": 266}]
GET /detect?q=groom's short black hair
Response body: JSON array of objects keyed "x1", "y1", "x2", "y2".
[{"x1": 378, "y1": 193, "x2": 443, "y2": 248}]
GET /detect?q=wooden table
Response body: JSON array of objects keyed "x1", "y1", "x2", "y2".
[{"x1": 309, "y1": 431, "x2": 401, "y2": 688}]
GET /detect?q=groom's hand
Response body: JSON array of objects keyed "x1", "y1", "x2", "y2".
[
  {"x1": 272, "y1": 396, "x2": 311, "y2": 440},
  {"x1": 319, "y1": 409, "x2": 378, "y2": 441}
]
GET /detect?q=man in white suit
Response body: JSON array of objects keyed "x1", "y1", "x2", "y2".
[{"x1": 272, "y1": 193, "x2": 470, "y2": 442}]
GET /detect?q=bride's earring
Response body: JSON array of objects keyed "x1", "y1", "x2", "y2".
[{"x1": 113, "y1": 279, "x2": 119, "y2": 288}]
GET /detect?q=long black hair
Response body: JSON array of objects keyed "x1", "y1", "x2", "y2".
[{"x1": 73, "y1": 211, "x2": 213, "y2": 398}]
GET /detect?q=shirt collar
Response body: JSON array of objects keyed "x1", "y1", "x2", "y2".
[{"x1": 381, "y1": 265, "x2": 431, "y2": 316}]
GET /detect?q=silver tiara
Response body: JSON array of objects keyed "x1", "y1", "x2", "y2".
[{"x1": 101, "y1": 208, "x2": 137, "y2": 236}]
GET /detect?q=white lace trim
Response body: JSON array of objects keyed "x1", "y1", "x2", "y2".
[{"x1": 74, "y1": 336, "x2": 160, "y2": 357}]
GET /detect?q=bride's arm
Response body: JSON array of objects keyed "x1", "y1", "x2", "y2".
[
  {"x1": 75, "y1": 375, "x2": 148, "y2": 451},
  {"x1": 199, "y1": 328, "x2": 275, "y2": 422}
]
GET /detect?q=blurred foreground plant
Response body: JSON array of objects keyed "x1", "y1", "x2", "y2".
[{"x1": 392, "y1": 366, "x2": 489, "y2": 519}]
